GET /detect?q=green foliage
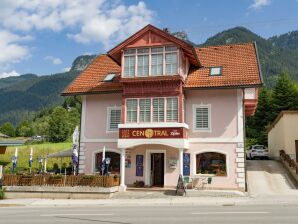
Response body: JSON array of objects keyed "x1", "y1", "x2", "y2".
[
  {"x1": 271, "y1": 72, "x2": 298, "y2": 118},
  {"x1": 0, "y1": 122, "x2": 15, "y2": 137},
  {"x1": 48, "y1": 107, "x2": 71, "y2": 142},
  {"x1": 0, "y1": 188, "x2": 5, "y2": 200},
  {"x1": 16, "y1": 120, "x2": 33, "y2": 137}
]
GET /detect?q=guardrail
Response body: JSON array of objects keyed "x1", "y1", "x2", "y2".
[{"x1": 2, "y1": 174, "x2": 120, "y2": 188}]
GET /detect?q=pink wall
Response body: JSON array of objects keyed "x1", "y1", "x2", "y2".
[
  {"x1": 84, "y1": 94, "x2": 122, "y2": 139},
  {"x1": 185, "y1": 89, "x2": 238, "y2": 138}
]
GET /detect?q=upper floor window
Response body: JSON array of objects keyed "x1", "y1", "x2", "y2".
[
  {"x1": 123, "y1": 46, "x2": 178, "y2": 77},
  {"x1": 107, "y1": 107, "x2": 121, "y2": 131},
  {"x1": 193, "y1": 104, "x2": 211, "y2": 132},
  {"x1": 126, "y1": 97, "x2": 178, "y2": 123}
]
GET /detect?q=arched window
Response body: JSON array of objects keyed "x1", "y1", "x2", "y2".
[
  {"x1": 196, "y1": 152, "x2": 227, "y2": 176},
  {"x1": 95, "y1": 152, "x2": 120, "y2": 174}
]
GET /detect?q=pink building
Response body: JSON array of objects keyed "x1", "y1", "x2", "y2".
[{"x1": 63, "y1": 25, "x2": 262, "y2": 191}]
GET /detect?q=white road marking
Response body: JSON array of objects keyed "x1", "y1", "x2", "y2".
[
  {"x1": 192, "y1": 211, "x2": 270, "y2": 215},
  {"x1": 41, "y1": 213, "x2": 114, "y2": 217}
]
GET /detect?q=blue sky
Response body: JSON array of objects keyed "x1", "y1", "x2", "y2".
[{"x1": 0, "y1": 0, "x2": 298, "y2": 78}]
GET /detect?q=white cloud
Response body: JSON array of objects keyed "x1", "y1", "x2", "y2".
[
  {"x1": 62, "y1": 67, "x2": 71, "y2": 72},
  {"x1": 0, "y1": 70, "x2": 20, "y2": 79},
  {"x1": 0, "y1": 30, "x2": 30, "y2": 69},
  {"x1": 44, "y1": 56, "x2": 63, "y2": 65},
  {"x1": 0, "y1": 0, "x2": 154, "y2": 49},
  {"x1": 250, "y1": 0, "x2": 271, "y2": 9}
]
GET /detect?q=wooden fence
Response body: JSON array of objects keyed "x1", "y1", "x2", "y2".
[{"x1": 2, "y1": 174, "x2": 120, "y2": 188}]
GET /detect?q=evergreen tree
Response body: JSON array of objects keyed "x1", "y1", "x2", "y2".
[
  {"x1": 0, "y1": 122, "x2": 15, "y2": 137},
  {"x1": 271, "y1": 72, "x2": 298, "y2": 120}
]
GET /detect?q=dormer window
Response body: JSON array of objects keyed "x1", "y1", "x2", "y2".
[
  {"x1": 210, "y1": 67, "x2": 222, "y2": 76},
  {"x1": 122, "y1": 46, "x2": 179, "y2": 77}
]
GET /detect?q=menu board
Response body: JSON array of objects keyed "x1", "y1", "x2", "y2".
[
  {"x1": 183, "y1": 153, "x2": 190, "y2": 176},
  {"x1": 136, "y1": 155, "x2": 144, "y2": 177}
]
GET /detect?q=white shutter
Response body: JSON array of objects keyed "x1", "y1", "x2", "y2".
[
  {"x1": 108, "y1": 108, "x2": 121, "y2": 131},
  {"x1": 126, "y1": 99, "x2": 137, "y2": 123},
  {"x1": 166, "y1": 98, "x2": 178, "y2": 122},
  {"x1": 124, "y1": 56, "x2": 135, "y2": 77},
  {"x1": 194, "y1": 106, "x2": 210, "y2": 130},
  {"x1": 153, "y1": 98, "x2": 165, "y2": 122},
  {"x1": 151, "y1": 54, "x2": 163, "y2": 76},
  {"x1": 137, "y1": 55, "x2": 149, "y2": 76},
  {"x1": 139, "y1": 99, "x2": 151, "y2": 122},
  {"x1": 165, "y1": 53, "x2": 177, "y2": 75}
]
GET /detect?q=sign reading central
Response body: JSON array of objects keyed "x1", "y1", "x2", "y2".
[{"x1": 119, "y1": 127, "x2": 185, "y2": 139}]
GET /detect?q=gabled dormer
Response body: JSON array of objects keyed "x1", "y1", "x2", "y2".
[{"x1": 107, "y1": 24, "x2": 200, "y2": 80}]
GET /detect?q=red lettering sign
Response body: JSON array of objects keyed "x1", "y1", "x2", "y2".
[{"x1": 119, "y1": 127, "x2": 186, "y2": 139}]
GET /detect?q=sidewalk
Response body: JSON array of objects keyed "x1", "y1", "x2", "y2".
[{"x1": 2, "y1": 190, "x2": 298, "y2": 207}]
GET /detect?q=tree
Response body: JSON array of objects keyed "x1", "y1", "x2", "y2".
[
  {"x1": 0, "y1": 122, "x2": 15, "y2": 137},
  {"x1": 271, "y1": 72, "x2": 298, "y2": 119},
  {"x1": 16, "y1": 120, "x2": 33, "y2": 137},
  {"x1": 48, "y1": 107, "x2": 70, "y2": 142}
]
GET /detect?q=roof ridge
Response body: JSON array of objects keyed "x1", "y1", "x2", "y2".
[{"x1": 196, "y1": 42, "x2": 254, "y2": 50}]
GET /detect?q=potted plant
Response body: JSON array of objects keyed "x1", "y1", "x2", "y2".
[{"x1": 133, "y1": 180, "x2": 144, "y2": 188}]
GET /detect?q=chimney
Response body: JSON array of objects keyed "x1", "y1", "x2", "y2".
[{"x1": 163, "y1": 27, "x2": 170, "y2": 33}]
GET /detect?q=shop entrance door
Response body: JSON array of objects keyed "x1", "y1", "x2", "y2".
[{"x1": 151, "y1": 153, "x2": 164, "y2": 187}]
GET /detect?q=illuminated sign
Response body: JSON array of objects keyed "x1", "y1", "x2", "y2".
[{"x1": 119, "y1": 127, "x2": 186, "y2": 139}]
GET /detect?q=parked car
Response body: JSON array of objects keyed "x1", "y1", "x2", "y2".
[{"x1": 246, "y1": 145, "x2": 269, "y2": 160}]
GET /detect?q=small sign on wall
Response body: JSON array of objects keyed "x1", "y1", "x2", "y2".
[
  {"x1": 183, "y1": 153, "x2": 190, "y2": 176},
  {"x1": 136, "y1": 155, "x2": 144, "y2": 177},
  {"x1": 125, "y1": 150, "x2": 131, "y2": 168}
]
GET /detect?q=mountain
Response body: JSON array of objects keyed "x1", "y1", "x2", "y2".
[
  {"x1": 0, "y1": 74, "x2": 37, "y2": 90},
  {"x1": 0, "y1": 55, "x2": 96, "y2": 126},
  {"x1": 201, "y1": 27, "x2": 298, "y2": 87},
  {"x1": 269, "y1": 31, "x2": 298, "y2": 51}
]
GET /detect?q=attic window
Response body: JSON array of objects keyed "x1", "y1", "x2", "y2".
[
  {"x1": 210, "y1": 67, "x2": 222, "y2": 76},
  {"x1": 103, "y1": 73, "x2": 116, "y2": 82}
]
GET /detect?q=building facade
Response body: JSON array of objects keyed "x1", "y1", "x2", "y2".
[
  {"x1": 268, "y1": 111, "x2": 298, "y2": 161},
  {"x1": 63, "y1": 25, "x2": 262, "y2": 191}
]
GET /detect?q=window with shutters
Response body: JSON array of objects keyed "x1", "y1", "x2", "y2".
[
  {"x1": 139, "y1": 99, "x2": 151, "y2": 122},
  {"x1": 166, "y1": 98, "x2": 178, "y2": 122},
  {"x1": 126, "y1": 99, "x2": 138, "y2": 123},
  {"x1": 153, "y1": 98, "x2": 165, "y2": 122},
  {"x1": 193, "y1": 104, "x2": 211, "y2": 132},
  {"x1": 107, "y1": 107, "x2": 121, "y2": 131}
]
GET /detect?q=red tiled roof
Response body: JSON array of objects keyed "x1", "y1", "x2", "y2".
[
  {"x1": 185, "y1": 43, "x2": 262, "y2": 88},
  {"x1": 62, "y1": 43, "x2": 262, "y2": 96},
  {"x1": 62, "y1": 55, "x2": 122, "y2": 95}
]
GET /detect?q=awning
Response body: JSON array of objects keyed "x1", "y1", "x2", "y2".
[
  {"x1": 47, "y1": 149, "x2": 72, "y2": 158},
  {"x1": 0, "y1": 140, "x2": 24, "y2": 154}
]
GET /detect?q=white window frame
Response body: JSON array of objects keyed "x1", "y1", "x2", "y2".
[
  {"x1": 122, "y1": 46, "x2": 179, "y2": 77},
  {"x1": 125, "y1": 97, "x2": 179, "y2": 124},
  {"x1": 192, "y1": 104, "x2": 211, "y2": 132},
  {"x1": 106, "y1": 106, "x2": 121, "y2": 132}
]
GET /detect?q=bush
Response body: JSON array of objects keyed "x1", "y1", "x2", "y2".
[
  {"x1": 0, "y1": 188, "x2": 5, "y2": 200},
  {"x1": 82, "y1": 175, "x2": 95, "y2": 180},
  {"x1": 49, "y1": 174, "x2": 63, "y2": 179}
]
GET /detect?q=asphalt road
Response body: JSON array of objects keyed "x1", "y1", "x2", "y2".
[{"x1": 2, "y1": 204, "x2": 298, "y2": 224}]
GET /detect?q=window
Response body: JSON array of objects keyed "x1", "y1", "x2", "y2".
[
  {"x1": 107, "y1": 107, "x2": 121, "y2": 131},
  {"x1": 153, "y1": 98, "x2": 165, "y2": 122},
  {"x1": 103, "y1": 73, "x2": 116, "y2": 82},
  {"x1": 139, "y1": 99, "x2": 151, "y2": 122},
  {"x1": 126, "y1": 99, "x2": 138, "y2": 123},
  {"x1": 210, "y1": 67, "x2": 222, "y2": 76},
  {"x1": 166, "y1": 98, "x2": 178, "y2": 122},
  {"x1": 193, "y1": 105, "x2": 211, "y2": 131},
  {"x1": 196, "y1": 152, "x2": 227, "y2": 176},
  {"x1": 95, "y1": 152, "x2": 120, "y2": 174},
  {"x1": 122, "y1": 46, "x2": 178, "y2": 77},
  {"x1": 126, "y1": 97, "x2": 178, "y2": 123},
  {"x1": 124, "y1": 56, "x2": 135, "y2": 77},
  {"x1": 165, "y1": 53, "x2": 178, "y2": 75}
]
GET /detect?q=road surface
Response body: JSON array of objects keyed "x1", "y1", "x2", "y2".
[
  {"x1": 1, "y1": 204, "x2": 298, "y2": 224},
  {"x1": 246, "y1": 160, "x2": 298, "y2": 197}
]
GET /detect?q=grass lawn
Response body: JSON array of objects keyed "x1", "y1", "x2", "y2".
[{"x1": 0, "y1": 142, "x2": 72, "y2": 174}]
